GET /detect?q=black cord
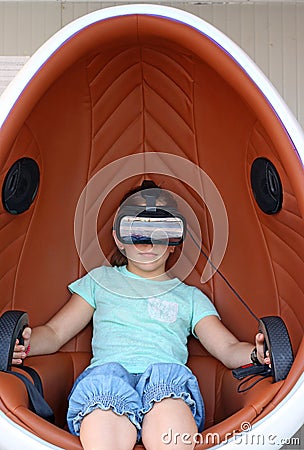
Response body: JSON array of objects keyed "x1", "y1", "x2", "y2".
[
  {"x1": 187, "y1": 229, "x2": 260, "y2": 323},
  {"x1": 237, "y1": 370, "x2": 272, "y2": 393}
]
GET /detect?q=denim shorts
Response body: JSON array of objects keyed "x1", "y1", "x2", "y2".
[{"x1": 67, "y1": 362, "x2": 205, "y2": 439}]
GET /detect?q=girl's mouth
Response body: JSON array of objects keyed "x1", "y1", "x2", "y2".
[{"x1": 138, "y1": 252, "x2": 158, "y2": 258}]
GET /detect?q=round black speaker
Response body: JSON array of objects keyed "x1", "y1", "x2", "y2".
[
  {"x1": 250, "y1": 158, "x2": 282, "y2": 214},
  {"x1": 2, "y1": 158, "x2": 40, "y2": 214}
]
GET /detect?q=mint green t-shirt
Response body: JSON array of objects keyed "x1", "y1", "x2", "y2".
[{"x1": 68, "y1": 265, "x2": 219, "y2": 373}]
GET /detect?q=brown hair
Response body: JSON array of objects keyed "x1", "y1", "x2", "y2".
[{"x1": 110, "y1": 181, "x2": 178, "y2": 267}]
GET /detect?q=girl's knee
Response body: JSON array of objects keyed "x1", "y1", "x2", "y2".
[
  {"x1": 144, "y1": 397, "x2": 197, "y2": 424},
  {"x1": 141, "y1": 398, "x2": 197, "y2": 449},
  {"x1": 80, "y1": 409, "x2": 137, "y2": 450}
]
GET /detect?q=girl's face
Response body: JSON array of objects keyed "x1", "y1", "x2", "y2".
[
  {"x1": 113, "y1": 190, "x2": 179, "y2": 279},
  {"x1": 112, "y1": 231, "x2": 174, "y2": 279}
]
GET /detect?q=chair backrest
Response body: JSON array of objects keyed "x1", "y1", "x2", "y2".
[{"x1": 1, "y1": 14, "x2": 303, "y2": 352}]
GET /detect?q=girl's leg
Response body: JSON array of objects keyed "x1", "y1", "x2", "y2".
[
  {"x1": 80, "y1": 408, "x2": 137, "y2": 450},
  {"x1": 141, "y1": 398, "x2": 198, "y2": 450}
]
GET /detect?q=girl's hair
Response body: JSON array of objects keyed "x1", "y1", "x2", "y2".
[{"x1": 110, "y1": 181, "x2": 178, "y2": 267}]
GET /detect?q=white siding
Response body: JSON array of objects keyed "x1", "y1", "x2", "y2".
[
  {"x1": 1, "y1": 1, "x2": 304, "y2": 130},
  {"x1": 0, "y1": 55, "x2": 29, "y2": 93}
]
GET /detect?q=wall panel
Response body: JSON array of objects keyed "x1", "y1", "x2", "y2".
[
  {"x1": 1, "y1": 1, "x2": 302, "y2": 129},
  {"x1": 297, "y1": 3, "x2": 304, "y2": 124},
  {"x1": 8, "y1": 1, "x2": 296, "y2": 127}
]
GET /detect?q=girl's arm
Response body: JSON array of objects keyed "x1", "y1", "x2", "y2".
[
  {"x1": 194, "y1": 315, "x2": 270, "y2": 369},
  {"x1": 12, "y1": 294, "x2": 94, "y2": 364}
]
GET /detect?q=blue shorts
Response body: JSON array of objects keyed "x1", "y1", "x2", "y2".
[{"x1": 67, "y1": 362, "x2": 205, "y2": 439}]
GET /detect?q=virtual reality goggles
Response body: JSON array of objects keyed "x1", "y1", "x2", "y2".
[
  {"x1": 114, "y1": 183, "x2": 186, "y2": 246},
  {"x1": 115, "y1": 207, "x2": 186, "y2": 246}
]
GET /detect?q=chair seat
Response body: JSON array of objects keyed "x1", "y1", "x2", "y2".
[{"x1": 0, "y1": 350, "x2": 283, "y2": 449}]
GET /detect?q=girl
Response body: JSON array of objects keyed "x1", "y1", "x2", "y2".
[{"x1": 13, "y1": 181, "x2": 270, "y2": 450}]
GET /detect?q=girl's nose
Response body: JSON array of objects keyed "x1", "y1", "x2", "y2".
[{"x1": 135, "y1": 243, "x2": 153, "y2": 250}]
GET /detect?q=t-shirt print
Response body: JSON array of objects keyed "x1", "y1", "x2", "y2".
[{"x1": 148, "y1": 297, "x2": 178, "y2": 323}]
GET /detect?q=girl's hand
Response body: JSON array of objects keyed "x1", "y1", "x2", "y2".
[
  {"x1": 255, "y1": 332, "x2": 271, "y2": 366},
  {"x1": 12, "y1": 327, "x2": 32, "y2": 365}
]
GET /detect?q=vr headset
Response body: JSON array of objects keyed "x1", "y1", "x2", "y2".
[{"x1": 114, "y1": 182, "x2": 186, "y2": 246}]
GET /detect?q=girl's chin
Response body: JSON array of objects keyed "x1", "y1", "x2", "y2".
[
  {"x1": 129, "y1": 259, "x2": 163, "y2": 270},
  {"x1": 133, "y1": 254, "x2": 162, "y2": 263},
  {"x1": 133, "y1": 260, "x2": 160, "y2": 268}
]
